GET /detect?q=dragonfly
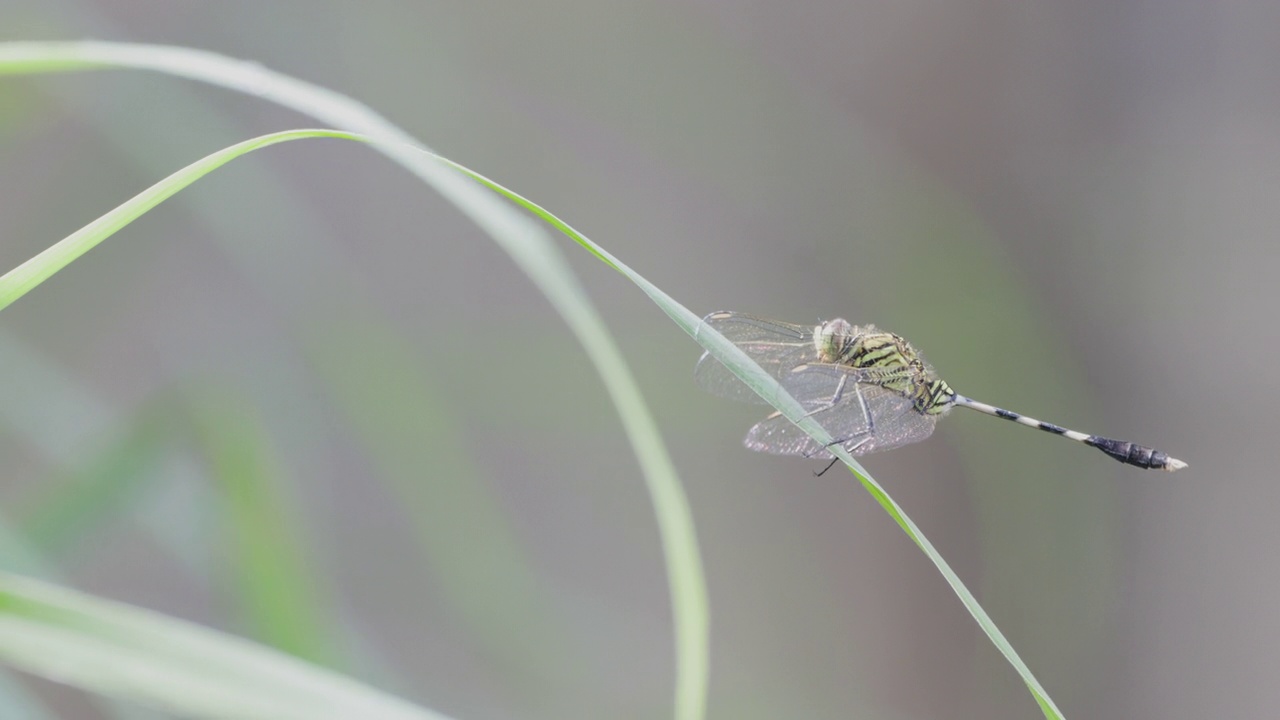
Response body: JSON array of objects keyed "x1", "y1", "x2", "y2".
[{"x1": 694, "y1": 311, "x2": 1186, "y2": 472}]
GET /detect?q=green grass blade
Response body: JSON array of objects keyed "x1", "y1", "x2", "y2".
[
  {"x1": 0, "y1": 523, "x2": 58, "y2": 720},
  {"x1": 16, "y1": 410, "x2": 171, "y2": 558},
  {"x1": 0, "y1": 116, "x2": 705, "y2": 717},
  {"x1": 0, "y1": 41, "x2": 1062, "y2": 717},
  {"x1": 427, "y1": 158, "x2": 1066, "y2": 720},
  {"x1": 304, "y1": 314, "x2": 584, "y2": 709},
  {"x1": 0, "y1": 515, "x2": 187, "y2": 720},
  {"x1": 0, "y1": 40, "x2": 710, "y2": 720},
  {"x1": 0, "y1": 129, "x2": 443, "y2": 717},
  {"x1": 0, "y1": 127, "x2": 355, "y2": 313},
  {"x1": 186, "y1": 387, "x2": 339, "y2": 669},
  {"x1": 0, "y1": 571, "x2": 452, "y2": 720}
]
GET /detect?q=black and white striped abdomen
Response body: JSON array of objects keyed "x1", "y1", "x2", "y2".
[{"x1": 952, "y1": 395, "x2": 1186, "y2": 471}]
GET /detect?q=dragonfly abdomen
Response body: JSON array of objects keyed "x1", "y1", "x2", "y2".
[
  {"x1": 953, "y1": 395, "x2": 1186, "y2": 471},
  {"x1": 989, "y1": 406, "x2": 1092, "y2": 442},
  {"x1": 1086, "y1": 437, "x2": 1180, "y2": 471}
]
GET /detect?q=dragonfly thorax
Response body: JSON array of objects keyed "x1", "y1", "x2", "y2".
[
  {"x1": 918, "y1": 376, "x2": 957, "y2": 415},
  {"x1": 814, "y1": 319, "x2": 957, "y2": 414},
  {"x1": 813, "y1": 319, "x2": 911, "y2": 370}
]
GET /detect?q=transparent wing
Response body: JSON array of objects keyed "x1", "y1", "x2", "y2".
[
  {"x1": 694, "y1": 312, "x2": 819, "y2": 404},
  {"x1": 743, "y1": 365, "x2": 939, "y2": 459},
  {"x1": 853, "y1": 394, "x2": 940, "y2": 454}
]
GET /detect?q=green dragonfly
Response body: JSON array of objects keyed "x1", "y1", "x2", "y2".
[{"x1": 695, "y1": 311, "x2": 1186, "y2": 472}]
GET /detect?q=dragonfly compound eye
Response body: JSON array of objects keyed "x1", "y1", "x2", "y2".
[{"x1": 814, "y1": 318, "x2": 855, "y2": 362}]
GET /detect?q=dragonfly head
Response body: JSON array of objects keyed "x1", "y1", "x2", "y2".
[{"x1": 813, "y1": 318, "x2": 858, "y2": 363}]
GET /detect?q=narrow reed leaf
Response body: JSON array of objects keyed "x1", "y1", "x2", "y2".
[
  {"x1": 427, "y1": 156, "x2": 1066, "y2": 720},
  {"x1": 305, "y1": 315, "x2": 581, "y2": 707},
  {"x1": 187, "y1": 388, "x2": 338, "y2": 668},
  {"x1": 0, "y1": 41, "x2": 1064, "y2": 718},
  {"x1": 0, "y1": 128, "x2": 354, "y2": 313},
  {"x1": 0, "y1": 41, "x2": 710, "y2": 720},
  {"x1": 0, "y1": 572, "x2": 452, "y2": 720},
  {"x1": 17, "y1": 412, "x2": 170, "y2": 558}
]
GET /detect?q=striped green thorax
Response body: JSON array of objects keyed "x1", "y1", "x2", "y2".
[{"x1": 813, "y1": 319, "x2": 956, "y2": 415}]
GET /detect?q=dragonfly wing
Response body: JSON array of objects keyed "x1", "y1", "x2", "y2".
[
  {"x1": 694, "y1": 312, "x2": 818, "y2": 404},
  {"x1": 854, "y1": 390, "x2": 939, "y2": 454},
  {"x1": 744, "y1": 410, "x2": 832, "y2": 457},
  {"x1": 743, "y1": 365, "x2": 938, "y2": 459},
  {"x1": 740, "y1": 365, "x2": 879, "y2": 457}
]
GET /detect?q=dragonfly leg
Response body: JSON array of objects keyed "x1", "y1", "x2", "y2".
[
  {"x1": 801, "y1": 373, "x2": 868, "y2": 454},
  {"x1": 815, "y1": 384, "x2": 877, "y2": 453},
  {"x1": 811, "y1": 384, "x2": 880, "y2": 475},
  {"x1": 813, "y1": 435, "x2": 874, "y2": 477},
  {"x1": 799, "y1": 372, "x2": 849, "y2": 419}
]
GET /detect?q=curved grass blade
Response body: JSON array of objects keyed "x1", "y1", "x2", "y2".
[
  {"x1": 0, "y1": 108, "x2": 1057, "y2": 716},
  {"x1": 0, "y1": 571, "x2": 452, "y2": 720},
  {"x1": 0, "y1": 41, "x2": 709, "y2": 720},
  {"x1": 0, "y1": 128, "x2": 355, "y2": 313},
  {"x1": 0, "y1": 120, "x2": 691, "y2": 712},
  {"x1": 427, "y1": 158, "x2": 1067, "y2": 720},
  {"x1": 0, "y1": 129, "x2": 448, "y2": 718},
  {"x1": 0, "y1": 41, "x2": 1062, "y2": 717},
  {"x1": 0, "y1": 514, "x2": 200, "y2": 720}
]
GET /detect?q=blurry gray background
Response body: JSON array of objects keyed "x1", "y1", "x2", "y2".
[{"x1": 0, "y1": 1, "x2": 1275, "y2": 719}]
